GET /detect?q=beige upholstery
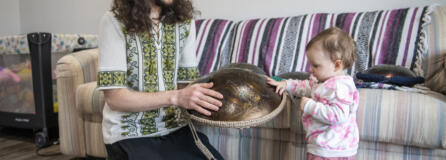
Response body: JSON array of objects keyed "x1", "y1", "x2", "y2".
[
  {"x1": 76, "y1": 82, "x2": 104, "y2": 115},
  {"x1": 56, "y1": 49, "x2": 106, "y2": 157}
]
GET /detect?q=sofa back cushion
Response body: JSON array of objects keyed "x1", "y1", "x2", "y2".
[
  {"x1": 194, "y1": 6, "x2": 440, "y2": 131},
  {"x1": 229, "y1": 17, "x2": 311, "y2": 76},
  {"x1": 195, "y1": 6, "x2": 432, "y2": 77},
  {"x1": 195, "y1": 19, "x2": 235, "y2": 76}
]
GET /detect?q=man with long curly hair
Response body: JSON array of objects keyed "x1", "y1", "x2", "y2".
[{"x1": 97, "y1": 0, "x2": 224, "y2": 159}]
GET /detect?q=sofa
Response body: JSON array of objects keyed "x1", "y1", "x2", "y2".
[{"x1": 56, "y1": 5, "x2": 446, "y2": 159}]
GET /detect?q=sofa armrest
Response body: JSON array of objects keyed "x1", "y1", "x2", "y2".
[
  {"x1": 425, "y1": 53, "x2": 446, "y2": 95},
  {"x1": 56, "y1": 48, "x2": 98, "y2": 157},
  {"x1": 425, "y1": 6, "x2": 446, "y2": 95},
  {"x1": 76, "y1": 82, "x2": 104, "y2": 115}
]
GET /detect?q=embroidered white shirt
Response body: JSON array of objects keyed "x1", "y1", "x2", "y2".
[{"x1": 97, "y1": 11, "x2": 198, "y2": 144}]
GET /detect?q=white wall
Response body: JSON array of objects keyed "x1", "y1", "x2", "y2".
[
  {"x1": 0, "y1": 0, "x2": 21, "y2": 36},
  {"x1": 193, "y1": 0, "x2": 446, "y2": 20},
  {"x1": 0, "y1": 0, "x2": 445, "y2": 36},
  {"x1": 20, "y1": 0, "x2": 112, "y2": 35}
]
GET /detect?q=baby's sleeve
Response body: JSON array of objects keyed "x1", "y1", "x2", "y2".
[
  {"x1": 303, "y1": 79, "x2": 356, "y2": 124},
  {"x1": 285, "y1": 74, "x2": 317, "y2": 97},
  {"x1": 96, "y1": 12, "x2": 128, "y2": 90}
]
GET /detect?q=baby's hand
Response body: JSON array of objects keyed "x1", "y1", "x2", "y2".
[
  {"x1": 300, "y1": 97, "x2": 309, "y2": 111},
  {"x1": 266, "y1": 77, "x2": 287, "y2": 96}
]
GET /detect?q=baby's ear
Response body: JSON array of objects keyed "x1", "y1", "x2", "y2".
[{"x1": 334, "y1": 60, "x2": 344, "y2": 71}]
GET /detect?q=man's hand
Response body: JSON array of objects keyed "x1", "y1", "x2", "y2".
[
  {"x1": 173, "y1": 82, "x2": 223, "y2": 116},
  {"x1": 266, "y1": 77, "x2": 287, "y2": 95}
]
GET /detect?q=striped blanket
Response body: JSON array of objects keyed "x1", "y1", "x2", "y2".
[{"x1": 195, "y1": 6, "x2": 432, "y2": 77}]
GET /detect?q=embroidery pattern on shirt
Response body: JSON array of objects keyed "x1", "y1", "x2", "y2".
[
  {"x1": 140, "y1": 32, "x2": 160, "y2": 135},
  {"x1": 178, "y1": 67, "x2": 200, "y2": 81},
  {"x1": 161, "y1": 24, "x2": 184, "y2": 129},
  {"x1": 119, "y1": 33, "x2": 141, "y2": 136},
  {"x1": 178, "y1": 19, "x2": 191, "y2": 51},
  {"x1": 178, "y1": 20, "x2": 200, "y2": 81},
  {"x1": 97, "y1": 71, "x2": 127, "y2": 87},
  {"x1": 125, "y1": 33, "x2": 140, "y2": 90}
]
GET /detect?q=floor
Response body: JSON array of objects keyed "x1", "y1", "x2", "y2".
[{"x1": 0, "y1": 127, "x2": 77, "y2": 160}]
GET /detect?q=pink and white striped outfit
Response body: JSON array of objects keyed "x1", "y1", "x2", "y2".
[{"x1": 286, "y1": 75, "x2": 359, "y2": 158}]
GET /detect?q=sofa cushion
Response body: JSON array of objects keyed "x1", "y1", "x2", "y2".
[
  {"x1": 197, "y1": 126, "x2": 307, "y2": 160},
  {"x1": 197, "y1": 126, "x2": 446, "y2": 159},
  {"x1": 357, "y1": 89, "x2": 446, "y2": 149},
  {"x1": 357, "y1": 140, "x2": 446, "y2": 159},
  {"x1": 290, "y1": 89, "x2": 446, "y2": 149}
]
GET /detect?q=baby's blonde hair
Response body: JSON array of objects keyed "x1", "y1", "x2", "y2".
[{"x1": 305, "y1": 27, "x2": 357, "y2": 69}]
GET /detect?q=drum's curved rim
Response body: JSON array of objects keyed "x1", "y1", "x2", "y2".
[{"x1": 182, "y1": 92, "x2": 288, "y2": 128}]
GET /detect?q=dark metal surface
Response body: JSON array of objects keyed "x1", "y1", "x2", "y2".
[{"x1": 364, "y1": 64, "x2": 416, "y2": 77}]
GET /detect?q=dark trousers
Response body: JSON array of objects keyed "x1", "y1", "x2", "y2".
[{"x1": 105, "y1": 127, "x2": 224, "y2": 160}]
